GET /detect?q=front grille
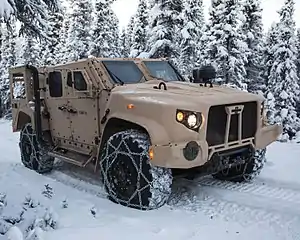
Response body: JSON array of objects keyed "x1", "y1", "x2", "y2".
[{"x1": 206, "y1": 101, "x2": 257, "y2": 146}]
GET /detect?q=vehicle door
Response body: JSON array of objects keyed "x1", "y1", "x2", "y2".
[
  {"x1": 66, "y1": 70, "x2": 99, "y2": 151},
  {"x1": 46, "y1": 70, "x2": 72, "y2": 145}
]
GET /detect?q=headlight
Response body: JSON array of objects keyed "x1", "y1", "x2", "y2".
[
  {"x1": 187, "y1": 114, "x2": 197, "y2": 128},
  {"x1": 176, "y1": 109, "x2": 204, "y2": 130}
]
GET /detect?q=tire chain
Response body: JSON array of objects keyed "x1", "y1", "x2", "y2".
[
  {"x1": 99, "y1": 130, "x2": 172, "y2": 210},
  {"x1": 19, "y1": 124, "x2": 54, "y2": 173},
  {"x1": 215, "y1": 148, "x2": 267, "y2": 181}
]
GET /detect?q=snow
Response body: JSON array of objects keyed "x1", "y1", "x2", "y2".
[
  {"x1": 0, "y1": 0, "x2": 13, "y2": 18},
  {"x1": 0, "y1": 118, "x2": 300, "y2": 239}
]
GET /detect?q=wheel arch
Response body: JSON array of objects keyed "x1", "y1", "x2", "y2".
[
  {"x1": 100, "y1": 117, "x2": 150, "y2": 151},
  {"x1": 16, "y1": 111, "x2": 32, "y2": 131}
]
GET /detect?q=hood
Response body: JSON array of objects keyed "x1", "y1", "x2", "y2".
[{"x1": 112, "y1": 80, "x2": 263, "y2": 109}]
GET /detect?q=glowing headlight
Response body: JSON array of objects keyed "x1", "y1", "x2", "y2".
[
  {"x1": 187, "y1": 114, "x2": 197, "y2": 128},
  {"x1": 176, "y1": 111, "x2": 184, "y2": 122},
  {"x1": 176, "y1": 109, "x2": 204, "y2": 131}
]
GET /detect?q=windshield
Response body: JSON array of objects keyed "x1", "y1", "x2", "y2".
[
  {"x1": 143, "y1": 61, "x2": 184, "y2": 82},
  {"x1": 102, "y1": 60, "x2": 143, "y2": 84}
]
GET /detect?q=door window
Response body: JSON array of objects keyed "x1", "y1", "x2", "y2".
[
  {"x1": 74, "y1": 71, "x2": 87, "y2": 91},
  {"x1": 49, "y1": 71, "x2": 62, "y2": 97}
]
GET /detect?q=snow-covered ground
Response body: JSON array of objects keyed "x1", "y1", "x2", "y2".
[{"x1": 0, "y1": 119, "x2": 299, "y2": 240}]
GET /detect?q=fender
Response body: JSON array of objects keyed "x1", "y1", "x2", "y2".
[
  {"x1": 106, "y1": 112, "x2": 170, "y2": 146},
  {"x1": 13, "y1": 109, "x2": 34, "y2": 132}
]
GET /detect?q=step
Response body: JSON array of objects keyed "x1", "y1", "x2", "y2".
[{"x1": 48, "y1": 148, "x2": 94, "y2": 167}]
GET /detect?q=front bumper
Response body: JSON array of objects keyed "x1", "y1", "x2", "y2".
[
  {"x1": 255, "y1": 123, "x2": 283, "y2": 149},
  {"x1": 150, "y1": 123, "x2": 283, "y2": 169}
]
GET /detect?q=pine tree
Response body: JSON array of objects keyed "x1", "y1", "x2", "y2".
[
  {"x1": 178, "y1": 0, "x2": 205, "y2": 76},
  {"x1": 268, "y1": 0, "x2": 300, "y2": 139},
  {"x1": 129, "y1": 0, "x2": 148, "y2": 57},
  {"x1": 261, "y1": 22, "x2": 280, "y2": 89},
  {"x1": 18, "y1": 35, "x2": 41, "y2": 66},
  {"x1": 203, "y1": 0, "x2": 248, "y2": 89},
  {"x1": 1, "y1": 0, "x2": 59, "y2": 38},
  {"x1": 0, "y1": 21, "x2": 17, "y2": 117},
  {"x1": 263, "y1": 24, "x2": 280, "y2": 125},
  {"x1": 65, "y1": 0, "x2": 93, "y2": 61},
  {"x1": 241, "y1": 0, "x2": 264, "y2": 93},
  {"x1": 89, "y1": 0, "x2": 119, "y2": 58},
  {"x1": 56, "y1": 7, "x2": 71, "y2": 63},
  {"x1": 119, "y1": 28, "x2": 128, "y2": 57},
  {"x1": 146, "y1": 0, "x2": 184, "y2": 59},
  {"x1": 40, "y1": 9, "x2": 63, "y2": 65},
  {"x1": 296, "y1": 29, "x2": 300, "y2": 77},
  {"x1": 108, "y1": 7, "x2": 120, "y2": 58},
  {"x1": 125, "y1": 15, "x2": 135, "y2": 56}
]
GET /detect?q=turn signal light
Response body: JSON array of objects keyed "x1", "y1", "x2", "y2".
[
  {"x1": 149, "y1": 147, "x2": 154, "y2": 160},
  {"x1": 127, "y1": 104, "x2": 135, "y2": 109}
]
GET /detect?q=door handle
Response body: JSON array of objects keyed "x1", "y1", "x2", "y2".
[
  {"x1": 58, "y1": 105, "x2": 67, "y2": 111},
  {"x1": 68, "y1": 108, "x2": 77, "y2": 114}
]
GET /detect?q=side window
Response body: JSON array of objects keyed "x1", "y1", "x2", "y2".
[
  {"x1": 74, "y1": 71, "x2": 87, "y2": 91},
  {"x1": 67, "y1": 72, "x2": 72, "y2": 87},
  {"x1": 49, "y1": 71, "x2": 62, "y2": 97}
]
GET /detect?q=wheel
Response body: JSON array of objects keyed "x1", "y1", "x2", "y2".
[
  {"x1": 19, "y1": 123, "x2": 54, "y2": 174},
  {"x1": 212, "y1": 148, "x2": 266, "y2": 182},
  {"x1": 99, "y1": 129, "x2": 173, "y2": 210}
]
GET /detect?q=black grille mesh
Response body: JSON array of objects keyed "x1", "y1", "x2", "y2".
[{"x1": 206, "y1": 101, "x2": 257, "y2": 146}]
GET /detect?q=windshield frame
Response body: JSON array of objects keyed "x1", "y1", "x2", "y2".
[{"x1": 142, "y1": 60, "x2": 185, "y2": 82}]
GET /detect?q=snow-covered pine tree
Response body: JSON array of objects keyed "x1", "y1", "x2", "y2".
[
  {"x1": 0, "y1": 20, "x2": 17, "y2": 117},
  {"x1": 55, "y1": 6, "x2": 71, "y2": 63},
  {"x1": 125, "y1": 15, "x2": 135, "y2": 57},
  {"x1": 1, "y1": 0, "x2": 59, "y2": 38},
  {"x1": 108, "y1": 6, "x2": 120, "y2": 58},
  {"x1": 18, "y1": 35, "x2": 41, "y2": 66},
  {"x1": 178, "y1": 0, "x2": 205, "y2": 76},
  {"x1": 202, "y1": 0, "x2": 248, "y2": 89},
  {"x1": 129, "y1": 0, "x2": 148, "y2": 57},
  {"x1": 89, "y1": 0, "x2": 112, "y2": 57},
  {"x1": 296, "y1": 28, "x2": 300, "y2": 78},
  {"x1": 262, "y1": 23, "x2": 280, "y2": 124},
  {"x1": 241, "y1": 0, "x2": 265, "y2": 94},
  {"x1": 146, "y1": 0, "x2": 184, "y2": 59},
  {"x1": 118, "y1": 28, "x2": 129, "y2": 57},
  {"x1": 261, "y1": 22, "x2": 279, "y2": 88},
  {"x1": 65, "y1": 0, "x2": 93, "y2": 61},
  {"x1": 89, "y1": 0, "x2": 119, "y2": 58},
  {"x1": 268, "y1": 0, "x2": 300, "y2": 140},
  {"x1": 39, "y1": 9, "x2": 63, "y2": 65}
]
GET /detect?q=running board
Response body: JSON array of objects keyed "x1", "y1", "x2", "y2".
[{"x1": 48, "y1": 149, "x2": 94, "y2": 167}]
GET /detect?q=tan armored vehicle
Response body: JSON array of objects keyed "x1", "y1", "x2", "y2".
[{"x1": 9, "y1": 57, "x2": 282, "y2": 210}]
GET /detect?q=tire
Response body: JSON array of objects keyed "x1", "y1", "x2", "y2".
[
  {"x1": 212, "y1": 148, "x2": 266, "y2": 183},
  {"x1": 19, "y1": 123, "x2": 54, "y2": 174},
  {"x1": 99, "y1": 129, "x2": 173, "y2": 210}
]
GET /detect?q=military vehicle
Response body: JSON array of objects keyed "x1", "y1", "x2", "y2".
[{"x1": 9, "y1": 57, "x2": 282, "y2": 210}]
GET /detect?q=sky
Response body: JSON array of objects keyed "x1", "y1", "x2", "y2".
[{"x1": 112, "y1": 0, "x2": 300, "y2": 31}]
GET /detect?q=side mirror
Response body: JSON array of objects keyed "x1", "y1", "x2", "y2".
[{"x1": 192, "y1": 65, "x2": 216, "y2": 84}]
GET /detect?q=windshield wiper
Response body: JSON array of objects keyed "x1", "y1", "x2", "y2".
[
  {"x1": 148, "y1": 74, "x2": 166, "y2": 82},
  {"x1": 103, "y1": 65, "x2": 124, "y2": 85}
]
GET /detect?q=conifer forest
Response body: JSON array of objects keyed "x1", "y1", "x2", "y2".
[{"x1": 0, "y1": 0, "x2": 300, "y2": 141}]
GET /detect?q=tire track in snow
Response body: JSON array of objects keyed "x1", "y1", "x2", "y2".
[
  {"x1": 44, "y1": 163, "x2": 108, "y2": 199},
  {"x1": 197, "y1": 177, "x2": 300, "y2": 207},
  {"x1": 168, "y1": 178, "x2": 300, "y2": 239}
]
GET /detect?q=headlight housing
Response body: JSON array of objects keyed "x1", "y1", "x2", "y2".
[{"x1": 176, "y1": 109, "x2": 204, "y2": 130}]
